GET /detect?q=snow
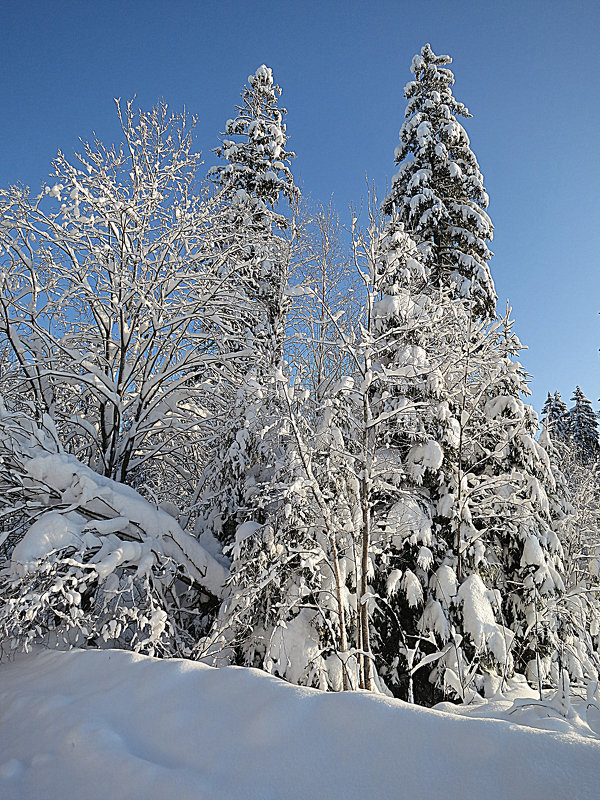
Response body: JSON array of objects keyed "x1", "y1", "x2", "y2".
[
  {"x1": 457, "y1": 574, "x2": 512, "y2": 665},
  {"x1": 432, "y1": 563, "x2": 458, "y2": 606},
  {"x1": 11, "y1": 512, "x2": 84, "y2": 575},
  {"x1": 386, "y1": 568, "x2": 403, "y2": 596},
  {"x1": 372, "y1": 291, "x2": 415, "y2": 324},
  {"x1": 1, "y1": 648, "x2": 600, "y2": 800},
  {"x1": 521, "y1": 534, "x2": 546, "y2": 568},
  {"x1": 384, "y1": 495, "x2": 432, "y2": 545},
  {"x1": 267, "y1": 608, "x2": 325, "y2": 687},
  {"x1": 421, "y1": 598, "x2": 450, "y2": 640},
  {"x1": 408, "y1": 439, "x2": 444, "y2": 470},
  {"x1": 402, "y1": 568, "x2": 423, "y2": 607},
  {"x1": 12, "y1": 451, "x2": 228, "y2": 598}
]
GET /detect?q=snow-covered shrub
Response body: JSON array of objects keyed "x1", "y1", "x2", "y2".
[{"x1": 0, "y1": 400, "x2": 227, "y2": 658}]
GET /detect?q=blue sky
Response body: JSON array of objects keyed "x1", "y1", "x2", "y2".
[{"x1": 1, "y1": 0, "x2": 598, "y2": 412}]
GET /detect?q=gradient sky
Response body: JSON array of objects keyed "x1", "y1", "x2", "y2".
[{"x1": 1, "y1": 0, "x2": 598, "y2": 412}]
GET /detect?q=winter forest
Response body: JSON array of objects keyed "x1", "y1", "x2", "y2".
[{"x1": 1, "y1": 42, "x2": 600, "y2": 717}]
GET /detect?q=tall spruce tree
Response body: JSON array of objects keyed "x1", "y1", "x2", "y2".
[
  {"x1": 200, "y1": 64, "x2": 300, "y2": 548},
  {"x1": 210, "y1": 64, "x2": 299, "y2": 366},
  {"x1": 363, "y1": 221, "x2": 571, "y2": 700},
  {"x1": 371, "y1": 45, "x2": 594, "y2": 699},
  {"x1": 383, "y1": 43, "x2": 496, "y2": 318},
  {"x1": 198, "y1": 67, "x2": 323, "y2": 677},
  {"x1": 360, "y1": 213, "x2": 465, "y2": 702}
]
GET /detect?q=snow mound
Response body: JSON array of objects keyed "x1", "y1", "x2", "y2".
[{"x1": 1, "y1": 649, "x2": 599, "y2": 800}]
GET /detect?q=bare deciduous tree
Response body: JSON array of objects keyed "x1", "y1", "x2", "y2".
[{"x1": 0, "y1": 101, "x2": 260, "y2": 500}]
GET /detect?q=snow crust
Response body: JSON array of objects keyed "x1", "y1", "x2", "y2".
[{"x1": 1, "y1": 649, "x2": 599, "y2": 800}]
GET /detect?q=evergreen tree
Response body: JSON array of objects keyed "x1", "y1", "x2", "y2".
[
  {"x1": 210, "y1": 64, "x2": 299, "y2": 233},
  {"x1": 541, "y1": 391, "x2": 570, "y2": 443},
  {"x1": 540, "y1": 390, "x2": 600, "y2": 683},
  {"x1": 200, "y1": 64, "x2": 300, "y2": 551},
  {"x1": 569, "y1": 386, "x2": 599, "y2": 463},
  {"x1": 383, "y1": 43, "x2": 496, "y2": 318},
  {"x1": 198, "y1": 68, "x2": 323, "y2": 676},
  {"x1": 361, "y1": 214, "x2": 462, "y2": 702},
  {"x1": 538, "y1": 429, "x2": 600, "y2": 685},
  {"x1": 373, "y1": 45, "x2": 593, "y2": 697},
  {"x1": 211, "y1": 64, "x2": 299, "y2": 366}
]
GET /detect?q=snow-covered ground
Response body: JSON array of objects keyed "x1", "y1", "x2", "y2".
[{"x1": 1, "y1": 649, "x2": 599, "y2": 799}]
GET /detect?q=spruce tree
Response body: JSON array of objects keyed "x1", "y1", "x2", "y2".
[
  {"x1": 211, "y1": 64, "x2": 299, "y2": 233},
  {"x1": 374, "y1": 46, "x2": 590, "y2": 698},
  {"x1": 542, "y1": 391, "x2": 570, "y2": 443},
  {"x1": 363, "y1": 214, "x2": 461, "y2": 702},
  {"x1": 199, "y1": 68, "x2": 326, "y2": 679},
  {"x1": 200, "y1": 64, "x2": 300, "y2": 551},
  {"x1": 367, "y1": 265, "x2": 570, "y2": 699},
  {"x1": 383, "y1": 43, "x2": 496, "y2": 318},
  {"x1": 540, "y1": 391, "x2": 600, "y2": 683},
  {"x1": 569, "y1": 386, "x2": 599, "y2": 463},
  {"x1": 211, "y1": 64, "x2": 299, "y2": 366}
]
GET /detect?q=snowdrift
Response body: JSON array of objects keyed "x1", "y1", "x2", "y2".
[{"x1": 1, "y1": 649, "x2": 599, "y2": 800}]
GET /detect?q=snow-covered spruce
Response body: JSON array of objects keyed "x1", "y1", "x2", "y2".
[
  {"x1": 414, "y1": 306, "x2": 590, "y2": 695},
  {"x1": 0, "y1": 401, "x2": 227, "y2": 657},
  {"x1": 210, "y1": 64, "x2": 299, "y2": 369},
  {"x1": 209, "y1": 62, "x2": 299, "y2": 443},
  {"x1": 210, "y1": 64, "x2": 299, "y2": 233},
  {"x1": 542, "y1": 388, "x2": 600, "y2": 672},
  {"x1": 383, "y1": 43, "x2": 496, "y2": 318},
  {"x1": 568, "y1": 386, "x2": 600, "y2": 464},
  {"x1": 196, "y1": 66, "x2": 346, "y2": 685},
  {"x1": 542, "y1": 391, "x2": 570, "y2": 443},
  {"x1": 540, "y1": 428, "x2": 600, "y2": 684}
]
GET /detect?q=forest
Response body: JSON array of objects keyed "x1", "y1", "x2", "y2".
[{"x1": 0, "y1": 43, "x2": 599, "y2": 710}]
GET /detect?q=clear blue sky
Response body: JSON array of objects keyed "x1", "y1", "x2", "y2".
[{"x1": 2, "y1": 0, "x2": 598, "y2": 412}]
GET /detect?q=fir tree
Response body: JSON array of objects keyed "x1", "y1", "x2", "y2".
[{"x1": 383, "y1": 44, "x2": 496, "y2": 318}]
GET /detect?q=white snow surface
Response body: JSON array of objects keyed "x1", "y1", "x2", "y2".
[{"x1": 1, "y1": 649, "x2": 599, "y2": 800}]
